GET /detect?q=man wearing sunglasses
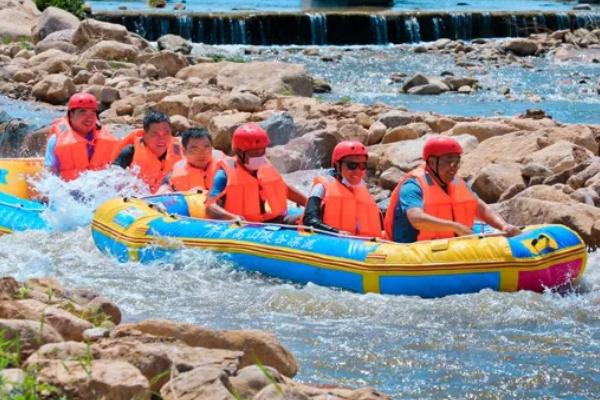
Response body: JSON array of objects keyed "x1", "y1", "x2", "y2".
[
  {"x1": 303, "y1": 140, "x2": 383, "y2": 238},
  {"x1": 384, "y1": 136, "x2": 521, "y2": 242},
  {"x1": 206, "y1": 123, "x2": 306, "y2": 223}
]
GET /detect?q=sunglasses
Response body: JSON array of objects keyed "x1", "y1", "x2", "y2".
[{"x1": 344, "y1": 161, "x2": 367, "y2": 171}]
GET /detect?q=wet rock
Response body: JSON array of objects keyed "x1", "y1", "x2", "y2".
[
  {"x1": 79, "y1": 40, "x2": 139, "y2": 62},
  {"x1": 32, "y1": 73, "x2": 76, "y2": 105},
  {"x1": 303, "y1": 48, "x2": 319, "y2": 56},
  {"x1": 407, "y1": 83, "x2": 444, "y2": 95},
  {"x1": 443, "y1": 76, "x2": 479, "y2": 91},
  {"x1": 457, "y1": 85, "x2": 473, "y2": 93},
  {"x1": 160, "y1": 367, "x2": 233, "y2": 400},
  {"x1": 86, "y1": 296, "x2": 122, "y2": 325},
  {"x1": 0, "y1": 277, "x2": 20, "y2": 300},
  {"x1": 312, "y1": 76, "x2": 332, "y2": 93},
  {"x1": 401, "y1": 73, "x2": 429, "y2": 92},
  {"x1": 471, "y1": 163, "x2": 525, "y2": 204},
  {"x1": 0, "y1": 319, "x2": 62, "y2": 359},
  {"x1": 505, "y1": 39, "x2": 539, "y2": 56},
  {"x1": 260, "y1": 112, "x2": 298, "y2": 146},
  {"x1": 450, "y1": 121, "x2": 517, "y2": 142},
  {"x1": 72, "y1": 19, "x2": 130, "y2": 49},
  {"x1": 157, "y1": 34, "x2": 192, "y2": 55},
  {"x1": 208, "y1": 113, "x2": 251, "y2": 152},
  {"x1": 157, "y1": 94, "x2": 191, "y2": 117},
  {"x1": 145, "y1": 50, "x2": 189, "y2": 78},
  {"x1": 221, "y1": 91, "x2": 262, "y2": 112},
  {"x1": 37, "y1": 359, "x2": 150, "y2": 400},
  {"x1": 31, "y1": 7, "x2": 80, "y2": 44}
]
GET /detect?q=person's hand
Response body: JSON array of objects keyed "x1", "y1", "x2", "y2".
[
  {"x1": 452, "y1": 223, "x2": 474, "y2": 237},
  {"x1": 502, "y1": 224, "x2": 522, "y2": 237}
]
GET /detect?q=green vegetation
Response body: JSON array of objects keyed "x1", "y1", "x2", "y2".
[
  {"x1": 336, "y1": 95, "x2": 352, "y2": 105},
  {"x1": 207, "y1": 53, "x2": 246, "y2": 63},
  {"x1": 34, "y1": 0, "x2": 85, "y2": 19}
]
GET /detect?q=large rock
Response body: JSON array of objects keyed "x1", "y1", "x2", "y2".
[
  {"x1": 72, "y1": 19, "x2": 129, "y2": 49},
  {"x1": 376, "y1": 110, "x2": 420, "y2": 129},
  {"x1": 28, "y1": 48, "x2": 76, "y2": 70},
  {"x1": 260, "y1": 112, "x2": 298, "y2": 146},
  {"x1": 207, "y1": 113, "x2": 251, "y2": 152},
  {"x1": 177, "y1": 62, "x2": 313, "y2": 97},
  {"x1": 37, "y1": 359, "x2": 150, "y2": 400},
  {"x1": 31, "y1": 6, "x2": 79, "y2": 44},
  {"x1": 567, "y1": 158, "x2": 600, "y2": 189},
  {"x1": 157, "y1": 94, "x2": 191, "y2": 117},
  {"x1": 79, "y1": 40, "x2": 139, "y2": 62},
  {"x1": 157, "y1": 34, "x2": 192, "y2": 54},
  {"x1": 145, "y1": 50, "x2": 189, "y2": 78},
  {"x1": 0, "y1": 319, "x2": 62, "y2": 359},
  {"x1": 84, "y1": 85, "x2": 120, "y2": 105},
  {"x1": 0, "y1": 277, "x2": 20, "y2": 300},
  {"x1": 112, "y1": 319, "x2": 298, "y2": 377},
  {"x1": 160, "y1": 367, "x2": 234, "y2": 400},
  {"x1": 229, "y1": 365, "x2": 283, "y2": 399},
  {"x1": 471, "y1": 163, "x2": 525, "y2": 203},
  {"x1": 401, "y1": 73, "x2": 429, "y2": 92},
  {"x1": 381, "y1": 125, "x2": 423, "y2": 144},
  {"x1": 337, "y1": 123, "x2": 369, "y2": 143},
  {"x1": 505, "y1": 39, "x2": 539, "y2": 56},
  {"x1": 0, "y1": 0, "x2": 40, "y2": 40},
  {"x1": 221, "y1": 91, "x2": 262, "y2": 112},
  {"x1": 523, "y1": 140, "x2": 593, "y2": 174},
  {"x1": 268, "y1": 129, "x2": 338, "y2": 173},
  {"x1": 407, "y1": 83, "x2": 444, "y2": 95},
  {"x1": 32, "y1": 73, "x2": 76, "y2": 104},
  {"x1": 450, "y1": 121, "x2": 518, "y2": 142}
]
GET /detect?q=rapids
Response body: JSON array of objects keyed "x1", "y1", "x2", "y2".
[{"x1": 0, "y1": 172, "x2": 598, "y2": 397}]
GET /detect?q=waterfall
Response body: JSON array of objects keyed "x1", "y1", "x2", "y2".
[
  {"x1": 534, "y1": 14, "x2": 546, "y2": 33},
  {"x1": 258, "y1": 19, "x2": 267, "y2": 45},
  {"x1": 370, "y1": 15, "x2": 388, "y2": 44},
  {"x1": 308, "y1": 13, "x2": 327, "y2": 45},
  {"x1": 432, "y1": 17, "x2": 443, "y2": 40},
  {"x1": 177, "y1": 15, "x2": 192, "y2": 39},
  {"x1": 480, "y1": 12, "x2": 492, "y2": 37},
  {"x1": 451, "y1": 13, "x2": 472, "y2": 40},
  {"x1": 508, "y1": 15, "x2": 518, "y2": 37},
  {"x1": 576, "y1": 14, "x2": 600, "y2": 30},
  {"x1": 160, "y1": 18, "x2": 170, "y2": 37},
  {"x1": 557, "y1": 13, "x2": 570, "y2": 30},
  {"x1": 134, "y1": 15, "x2": 148, "y2": 38},
  {"x1": 404, "y1": 16, "x2": 421, "y2": 43},
  {"x1": 227, "y1": 18, "x2": 247, "y2": 44}
]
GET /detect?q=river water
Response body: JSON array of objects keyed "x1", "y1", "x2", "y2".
[{"x1": 0, "y1": 169, "x2": 598, "y2": 398}]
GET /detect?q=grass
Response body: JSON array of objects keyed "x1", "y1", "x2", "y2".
[
  {"x1": 207, "y1": 53, "x2": 246, "y2": 63},
  {"x1": 336, "y1": 95, "x2": 352, "y2": 105}
]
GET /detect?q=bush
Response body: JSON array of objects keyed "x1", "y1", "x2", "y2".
[{"x1": 34, "y1": 0, "x2": 85, "y2": 18}]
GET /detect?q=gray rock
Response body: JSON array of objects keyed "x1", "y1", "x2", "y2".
[
  {"x1": 260, "y1": 112, "x2": 298, "y2": 146},
  {"x1": 407, "y1": 83, "x2": 443, "y2": 95},
  {"x1": 401, "y1": 73, "x2": 429, "y2": 92},
  {"x1": 157, "y1": 34, "x2": 192, "y2": 54},
  {"x1": 377, "y1": 110, "x2": 419, "y2": 129},
  {"x1": 31, "y1": 7, "x2": 80, "y2": 44}
]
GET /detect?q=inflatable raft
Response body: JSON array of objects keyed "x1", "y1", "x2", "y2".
[
  {"x1": 91, "y1": 193, "x2": 587, "y2": 298},
  {"x1": 0, "y1": 158, "x2": 49, "y2": 235}
]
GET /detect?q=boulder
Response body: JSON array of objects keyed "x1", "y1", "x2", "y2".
[
  {"x1": 367, "y1": 120, "x2": 387, "y2": 145},
  {"x1": 523, "y1": 140, "x2": 593, "y2": 174},
  {"x1": 145, "y1": 50, "x2": 189, "y2": 78},
  {"x1": 72, "y1": 19, "x2": 129, "y2": 49},
  {"x1": 37, "y1": 360, "x2": 150, "y2": 400},
  {"x1": 175, "y1": 62, "x2": 226, "y2": 81},
  {"x1": 157, "y1": 34, "x2": 192, "y2": 54},
  {"x1": 12, "y1": 68, "x2": 35, "y2": 82},
  {"x1": 207, "y1": 113, "x2": 251, "y2": 152},
  {"x1": 0, "y1": 0, "x2": 40, "y2": 40},
  {"x1": 444, "y1": 76, "x2": 479, "y2": 91},
  {"x1": 157, "y1": 94, "x2": 191, "y2": 117},
  {"x1": 254, "y1": 384, "x2": 310, "y2": 400},
  {"x1": 190, "y1": 96, "x2": 221, "y2": 115},
  {"x1": 268, "y1": 129, "x2": 337, "y2": 172},
  {"x1": 85, "y1": 296, "x2": 121, "y2": 325},
  {"x1": 259, "y1": 112, "x2": 298, "y2": 146},
  {"x1": 25, "y1": 341, "x2": 90, "y2": 367},
  {"x1": 312, "y1": 76, "x2": 332, "y2": 93},
  {"x1": 221, "y1": 91, "x2": 262, "y2": 112},
  {"x1": 471, "y1": 163, "x2": 525, "y2": 204},
  {"x1": 0, "y1": 319, "x2": 62, "y2": 359},
  {"x1": 170, "y1": 115, "x2": 191, "y2": 134},
  {"x1": 266, "y1": 146, "x2": 305, "y2": 173},
  {"x1": 381, "y1": 125, "x2": 423, "y2": 144},
  {"x1": 79, "y1": 40, "x2": 139, "y2": 62},
  {"x1": 32, "y1": 73, "x2": 76, "y2": 104},
  {"x1": 84, "y1": 85, "x2": 120, "y2": 105},
  {"x1": 337, "y1": 123, "x2": 369, "y2": 143},
  {"x1": 88, "y1": 71, "x2": 105, "y2": 85},
  {"x1": 401, "y1": 73, "x2": 429, "y2": 92},
  {"x1": 0, "y1": 276, "x2": 19, "y2": 300},
  {"x1": 450, "y1": 121, "x2": 518, "y2": 142},
  {"x1": 112, "y1": 319, "x2": 298, "y2": 377},
  {"x1": 160, "y1": 367, "x2": 234, "y2": 400},
  {"x1": 425, "y1": 116, "x2": 456, "y2": 133},
  {"x1": 230, "y1": 365, "x2": 283, "y2": 399},
  {"x1": 28, "y1": 48, "x2": 76, "y2": 70},
  {"x1": 377, "y1": 110, "x2": 420, "y2": 129},
  {"x1": 34, "y1": 39, "x2": 78, "y2": 54},
  {"x1": 379, "y1": 167, "x2": 404, "y2": 190},
  {"x1": 31, "y1": 7, "x2": 80, "y2": 44},
  {"x1": 505, "y1": 39, "x2": 539, "y2": 56},
  {"x1": 567, "y1": 158, "x2": 600, "y2": 189}
]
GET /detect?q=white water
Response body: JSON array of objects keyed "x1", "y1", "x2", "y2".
[{"x1": 1, "y1": 172, "x2": 599, "y2": 397}]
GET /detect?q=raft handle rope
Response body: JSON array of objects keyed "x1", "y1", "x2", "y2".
[{"x1": 0, "y1": 200, "x2": 44, "y2": 213}]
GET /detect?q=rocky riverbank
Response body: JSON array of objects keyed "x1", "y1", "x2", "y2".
[{"x1": 0, "y1": 276, "x2": 389, "y2": 399}]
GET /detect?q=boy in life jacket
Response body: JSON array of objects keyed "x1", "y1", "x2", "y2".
[
  {"x1": 206, "y1": 123, "x2": 307, "y2": 223},
  {"x1": 164, "y1": 127, "x2": 224, "y2": 192},
  {"x1": 112, "y1": 111, "x2": 182, "y2": 193},
  {"x1": 384, "y1": 136, "x2": 521, "y2": 242},
  {"x1": 44, "y1": 92, "x2": 118, "y2": 181},
  {"x1": 303, "y1": 141, "x2": 383, "y2": 238}
]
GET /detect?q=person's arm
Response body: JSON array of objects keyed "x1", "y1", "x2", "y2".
[
  {"x1": 477, "y1": 198, "x2": 522, "y2": 237},
  {"x1": 206, "y1": 169, "x2": 241, "y2": 220},
  {"x1": 112, "y1": 145, "x2": 135, "y2": 169},
  {"x1": 302, "y1": 197, "x2": 339, "y2": 233},
  {"x1": 44, "y1": 134, "x2": 59, "y2": 175},
  {"x1": 287, "y1": 184, "x2": 307, "y2": 207}
]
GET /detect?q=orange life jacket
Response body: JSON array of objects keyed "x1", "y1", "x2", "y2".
[
  {"x1": 315, "y1": 175, "x2": 383, "y2": 238},
  {"x1": 217, "y1": 157, "x2": 288, "y2": 222},
  {"x1": 169, "y1": 150, "x2": 224, "y2": 192},
  {"x1": 384, "y1": 165, "x2": 478, "y2": 241},
  {"x1": 126, "y1": 129, "x2": 183, "y2": 193},
  {"x1": 51, "y1": 117, "x2": 118, "y2": 181}
]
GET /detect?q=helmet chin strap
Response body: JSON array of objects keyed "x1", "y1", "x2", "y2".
[{"x1": 426, "y1": 158, "x2": 448, "y2": 190}]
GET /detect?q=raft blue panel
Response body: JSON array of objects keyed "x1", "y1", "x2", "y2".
[
  {"x1": 379, "y1": 272, "x2": 500, "y2": 298},
  {"x1": 92, "y1": 229, "x2": 131, "y2": 263},
  {"x1": 229, "y1": 253, "x2": 365, "y2": 293},
  {"x1": 508, "y1": 225, "x2": 581, "y2": 259},
  {"x1": 144, "y1": 194, "x2": 191, "y2": 217},
  {"x1": 0, "y1": 192, "x2": 49, "y2": 232}
]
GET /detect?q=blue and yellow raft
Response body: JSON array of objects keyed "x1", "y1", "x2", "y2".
[
  {"x1": 0, "y1": 158, "x2": 49, "y2": 235},
  {"x1": 91, "y1": 192, "x2": 587, "y2": 298}
]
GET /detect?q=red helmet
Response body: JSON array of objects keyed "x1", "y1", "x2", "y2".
[
  {"x1": 331, "y1": 140, "x2": 368, "y2": 166},
  {"x1": 422, "y1": 137, "x2": 463, "y2": 160},
  {"x1": 67, "y1": 92, "x2": 98, "y2": 111},
  {"x1": 231, "y1": 123, "x2": 270, "y2": 151}
]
